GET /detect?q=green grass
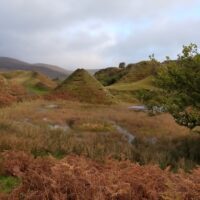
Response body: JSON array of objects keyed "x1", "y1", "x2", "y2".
[
  {"x1": 26, "y1": 84, "x2": 50, "y2": 95},
  {"x1": 107, "y1": 76, "x2": 156, "y2": 91},
  {"x1": 107, "y1": 76, "x2": 158, "y2": 102},
  {"x1": 118, "y1": 61, "x2": 159, "y2": 83},
  {"x1": 0, "y1": 176, "x2": 20, "y2": 193}
]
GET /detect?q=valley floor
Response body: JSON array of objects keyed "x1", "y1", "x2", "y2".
[{"x1": 0, "y1": 100, "x2": 200, "y2": 199}]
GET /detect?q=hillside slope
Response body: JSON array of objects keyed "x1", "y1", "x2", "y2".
[
  {"x1": 108, "y1": 76, "x2": 156, "y2": 91},
  {"x1": 0, "y1": 74, "x2": 26, "y2": 106},
  {"x1": 94, "y1": 61, "x2": 160, "y2": 86},
  {"x1": 1, "y1": 70, "x2": 57, "y2": 94},
  {"x1": 119, "y1": 61, "x2": 159, "y2": 83}
]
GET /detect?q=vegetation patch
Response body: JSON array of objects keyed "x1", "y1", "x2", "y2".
[
  {"x1": 0, "y1": 176, "x2": 20, "y2": 194},
  {"x1": 72, "y1": 120, "x2": 115, "y2": 132}
]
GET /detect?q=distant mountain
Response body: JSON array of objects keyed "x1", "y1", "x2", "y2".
[{"x1": 0, "y1": 57, "x2": 71, "y2": 79}]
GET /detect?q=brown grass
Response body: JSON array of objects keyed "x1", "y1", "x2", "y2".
[
  {"x1": 0, "y1": 99, "x2": 196, "y2": 170},
  {"x1": 1, "y1": 151, "x2": 200, "y2": 200}
]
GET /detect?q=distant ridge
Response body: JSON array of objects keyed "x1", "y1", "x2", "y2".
[
  {"x1": 0, "y1": 57, "x2": 70, "y2": 79},
  {"x1": 55, "y1": 68, "x2": 115, "y2": 104}
]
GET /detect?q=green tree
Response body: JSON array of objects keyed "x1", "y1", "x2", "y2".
[{"x1": 150, "y1": 44, "x2": 200, "y2": 128}]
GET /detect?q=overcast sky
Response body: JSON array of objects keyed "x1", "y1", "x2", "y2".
[{"x1": 0, "y1": 0, "x2": 200, "y2": 69}]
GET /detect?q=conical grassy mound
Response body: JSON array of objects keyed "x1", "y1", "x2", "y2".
[{"x1": 55, "y1": 69, "x2": 115, "y2": 104}]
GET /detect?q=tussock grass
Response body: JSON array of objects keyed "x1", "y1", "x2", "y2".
[{"x1": 0, "y1": 99, "x2": 198, "y2": 171}]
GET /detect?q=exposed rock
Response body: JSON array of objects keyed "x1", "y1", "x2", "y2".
[{"x1": 192, "y1": 126, "x2": 200, "y2": 134}]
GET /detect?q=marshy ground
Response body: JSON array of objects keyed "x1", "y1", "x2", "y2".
[{"x1": 0, "y1": 99, "x2": 200, "y2": 199}]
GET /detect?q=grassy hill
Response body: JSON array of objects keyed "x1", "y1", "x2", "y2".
[
  {"x1": 94, "y1": 61, "x2": 160, "y2": 102},
  {"x1": 0, "y1": 57, "x2": 70, "y2": 79},
  {"x1": 55, "y1": 69, "x2": 115, "y2": 104},
  {"x1": 94, "y1": 61, "x2": 160, "y2": 87},
  {"x1": 107, "y1": 76, "x2": 156, "y2": 91},
  {"x1": 119, "y1": 61, "x2": 159, "y2": 83},
  {"x1": 94, "y1": 67, "x2": 126, "y2": 86},
  {"x1": 106, "y1": 76, "x2": 158, "y2": 103},
  {"x1": 1, "y1": 70, "x2": 57, "y2": 95}
]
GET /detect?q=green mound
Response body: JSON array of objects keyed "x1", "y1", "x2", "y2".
[
  {"x1": 56, "y1": 69, "x2": 115, "y2": 104},
  {"x1": 94, "y1": 61, "x2": 160, "y2": 103},
  {"x1": 94, "y1": 67, "x2": 125, "y2": 86},
  {"x1": 118, "y1": 61, "x2": 159, "y2": 83},
  {"x1": 1, "y1": 70, "x2": 57, "y2": 94},
  {"x1": 108, "y1": 76, "x2": 156, "y2": 91},
  {"x1": 95, "y1": 61, "x2": 160, "y2": 86},
  {"x1": 106, "y1": 76, "x2": 156, "y2": 103}
]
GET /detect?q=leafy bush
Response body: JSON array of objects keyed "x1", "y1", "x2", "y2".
[{"x1": 137, "y1": 44, "x2": 200, "y2": 128}]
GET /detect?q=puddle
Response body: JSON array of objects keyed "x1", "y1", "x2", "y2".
[
  {"x1": 46, "y1": 104, "x2": 59, "y2": 109},
  {"x1": 37, "y1": 104, "x2": 59, "y2": 113},
  {"x1": 128, "y1": 105, "x2": 147, "y2": 111}
]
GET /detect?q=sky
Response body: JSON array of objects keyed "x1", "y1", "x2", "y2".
[{"x1": 0, "y1": 0, "x2": 200, "y2": 69}]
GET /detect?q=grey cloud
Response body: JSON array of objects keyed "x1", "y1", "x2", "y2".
[{"x1": 0, "y1": 0, "x2": 199, "y2": 69}]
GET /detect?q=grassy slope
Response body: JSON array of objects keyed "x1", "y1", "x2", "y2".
[
  {"x1": 1, "y1": 70, "x2": 57, "y2": 95},
  {"x1": 0, "y1": 74, "x2": 27, "y2": 107},
  {"x1": 94, "y1": 61, "x2": 160, "y2": 103},
  {"x1": 118, "y1": 61, "x2": 159, "y2": 83},
  {"x1": 56, "y1": 69, "x2": 115, "y2": 104},
  {"x1": 106, "y1": 76, "x2": 158, "y2": 103},
  {"x1": 94, "y1": 61, "x2": 160, "y2": 86},
  {"x1": 107, "y1": 76, "x2": 156, "y2": 91}
]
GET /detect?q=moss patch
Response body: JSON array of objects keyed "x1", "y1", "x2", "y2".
[{"x1": 0, "y1": 176, "x2": 20, "y2": 193}]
